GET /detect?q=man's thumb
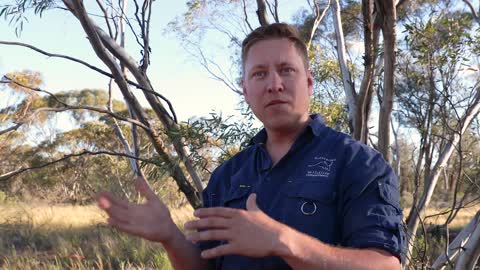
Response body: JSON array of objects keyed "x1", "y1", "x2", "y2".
[{"x1": 246, "y1": 193, "x2": 260, "y2": 211}]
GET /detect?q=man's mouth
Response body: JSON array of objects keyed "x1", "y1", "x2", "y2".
[{"x1": 266, "y1": 100, "x2": 288, "y2": 107}]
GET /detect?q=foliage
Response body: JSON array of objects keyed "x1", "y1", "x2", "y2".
[
  {"x1": 0, "y1": 0, "x2": 57, "y2": 36},
  {"x1": 310, "y1": 99, "x2": 349, "y2": 133},
  {"x1": 183, "y1": 110, "x2": 259, "y2": 167}
]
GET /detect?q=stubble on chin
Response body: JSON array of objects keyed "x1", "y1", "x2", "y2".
[{"x1": 263, "y1": 113, "x2": 304, "y2": 133}]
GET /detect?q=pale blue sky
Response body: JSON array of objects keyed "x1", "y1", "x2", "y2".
[
  {"x1": 0, "y1": 1, "x2": 316, "y2": 146},
  {"x1": 0, "y1": 1, "x2": 246, "y2": 121}
]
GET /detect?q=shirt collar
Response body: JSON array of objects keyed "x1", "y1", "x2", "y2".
[
  {"x1": 249, "y1": 114, "x2": 325, "y2": 145},
  {"x1": 308, "y1": 113, "x2": 325, "y2": 137}
]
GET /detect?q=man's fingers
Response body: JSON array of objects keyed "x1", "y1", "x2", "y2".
[
  {"x1": 184, "y1": 217, "x2": 230, "y2": 230},
  {"x1": 201, "y1": 243, "x2": 235, "y2": 259},
  {"x1": 96, "y1": 192, "x2": 129, "y2": 210},
  {"x1": 108, "y1": 217, "x2": 143, "y2": 236},
  {"x1": 134, "y1": 177, "x2": 158, "y2": 202},
  {"x1": 102, "y1": 202, "x2": 132, "y2": 223},
  {"x1": 186, "y1": 229, "x2": 231, "y2": 242},
  {"x1": 246, "y1": 193, "x2": 259, "y2": 212},
  {"x1": 194, "y1": 207, "x2": 239, "y2": 218},
  {"x1": 96, "y1": 194, "x2": 111, "y2": 209}
]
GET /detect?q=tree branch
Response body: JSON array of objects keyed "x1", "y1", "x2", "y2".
[
  {"x1": 0, "y1": 123, "x2": 22, "y2": 136},
  {"x1": 432, "y1": 211, "x2": 480, "y2": 269},
  {"x1": 376, "y1": 0, "x2": 397, "y2": 161},
  {"x1": 241, "y1": 0, "x2": 254, "y2": 31},
  {"x1": 273, "y1": 0, "x2": 279, "y2": 23},
  {"x1": 108, "y1": 77, "x2": 140, "y2": 176},
  {"x1": 265, "y1": 0, "x2": 279, "y2": 23},
  {"x1": 196, "y1": 47, "x2": 242, "y2": 95},
  {"x1": 255, "y1": 0, "x2": 269, "y2": 26},
  {"x1": 95, "y1": 0, "x2": 114, "y2": 38},
  {"x1": 0, "y1": 149, "x2": 160, "y2": 182},
  {"x1": 76, "y1": 2, "x2": 204, "y2": 191},
  {"x1": 353, "y1": 0, "x2": 375, "y2": 143},
  {"x1": 0, "y1": 40, "x2": 113, "y2": 77},
  {"x1": 1, "y1": 75, "x2": 150, "y2": 130},
  {"x1": 65, "y1": 0, "x2": 202, "y2": 205},
  {"x1": 83, "y1": 6, "x2": 180, "y2": 126},
  {"x1": 331, "y1": 0, "x2": 357, "y2": 132},
  {"x1": 462, "y1": 0, "x2": 480, "y2": 23},
  {"x1": 0, "y1": 40, "x2": 178, "y2": 123},
  {"x1": 306, "y1": 0, "x2": 330, "y2": 51}
]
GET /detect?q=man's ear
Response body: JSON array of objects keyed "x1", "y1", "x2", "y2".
[
  {"x1": 242, "y1": 79, "x2": 249, "y2": 103},
  {"x1": 307, "y1": 70, "x2": 314, "y2": 96}
]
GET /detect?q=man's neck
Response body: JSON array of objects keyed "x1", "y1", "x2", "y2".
[{"x1": 265, "y1": 115, "x2": 310, "y2": 165}]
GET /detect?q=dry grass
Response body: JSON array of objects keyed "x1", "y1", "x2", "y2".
[
  {"x1": 403, "y1": 203, "x2": 480, "y2": 229},
  {"x1": 0, "y1": 202, "x2": 195, "y2": 270},
  {"x1": 0, "y1": 203, "x2": 194, "y2": 229},
  {"x1": 4, "y1": 202, "x2": 478, "y2": 230},
  {"x1": 1, "y1": 201, "x2": 478, "y2": 269},
  {"x1": 0, "y1": 203, "x2": 105, "y2": 229}
]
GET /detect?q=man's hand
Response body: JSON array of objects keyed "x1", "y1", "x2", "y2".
[
  {"x1": 96, "y1": 177, "x2": 177, "y2": 244},
  {"x1": 184, "y1": 193, "x2": 288, "y2": 259}
]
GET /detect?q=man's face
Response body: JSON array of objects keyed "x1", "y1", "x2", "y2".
[{"x1": 242, "y1": 38, "x2": 313, "y2": 132}]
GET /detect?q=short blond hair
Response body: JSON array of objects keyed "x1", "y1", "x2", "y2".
[{"x1": 241, "y1": 23, "x2": 309, "y2": 73}]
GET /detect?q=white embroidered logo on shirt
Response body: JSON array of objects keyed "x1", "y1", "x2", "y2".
[{"x1": 306, "y1": 156, "x2": 336, "y2": 177}]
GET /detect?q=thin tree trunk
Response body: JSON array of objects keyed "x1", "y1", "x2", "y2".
[
  {"x1": 432, "y1": 211, "x2": 480, "y2": 269},
  {"x1": 117, "y1": 0, "x2": 140, "y2": 177},
  {"x1": 331, "y1": 0, "x2": 357, "y2": 133},
  {"x1": 354, "y1": 0, "x2": 375, "y2": 144},
  {"x1": 376, "y1": 0, "x2": 396, "y2": 161},
  {"x1": 256, "y1": 0, "x2": 269, "y2": 26},
  {"x1": 306, "y1": 0, "x2": 330, "y2": 51},
  {"x1": 64, "y1": 0, "x2": 202, "y2": 208},
  {"x1": 454, "y1": 213, "x2": 480, "y2": 270},
  {"x1": 405, "y1": 90, "x2": 480, "y2": 267}
]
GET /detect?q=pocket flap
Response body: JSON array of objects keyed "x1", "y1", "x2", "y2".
[
  {"x1": 377, "y1": 181, "x2": 400, "y2": 209},
  {"x1": 223, "y1": 185, "x2": 251, "y2": 205},
  {"x1": 286, "y1": 180, "x2": 336, "y2": 203}
]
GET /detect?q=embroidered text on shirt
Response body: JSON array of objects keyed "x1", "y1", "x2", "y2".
[{"x1": 306, "y1": 156, "x2": 336, "y2": 177}]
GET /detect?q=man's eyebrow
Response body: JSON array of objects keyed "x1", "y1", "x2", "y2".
[
  {"x1": 249, "y1": 64, "x2": 268, "y2": 71},
  {"x1": 278, "y1": 61, "x2": 295, "y2": 67},
  {"x1": 249, "y1": 62, "x2": 294, "y2": 71}
]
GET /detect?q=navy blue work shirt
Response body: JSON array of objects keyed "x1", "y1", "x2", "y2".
[{"x1": 199, "y1": 114, "x2": 404, "y2": 270}]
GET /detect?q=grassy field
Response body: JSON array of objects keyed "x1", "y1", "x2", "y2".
[
  {"x1": 403, "y1": 203, "x2": 480, "y2": 230},
  {"x1": 0, "y1": 202, "x2": 193, "y2": 270},
  {"x1": 0, "y1": 202, "x2": 478, "y2": 269}
]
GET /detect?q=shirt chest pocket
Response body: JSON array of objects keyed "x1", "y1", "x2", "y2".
[
  {"x1": 279, "y1": 179, "x2": 339, "y2": 244},
  {"x1": 222, "y1": 185, "x2": 251, "y2": 210}
]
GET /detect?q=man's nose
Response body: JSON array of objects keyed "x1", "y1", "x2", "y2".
[{"x1": 266, "y1": 72, "x2": 284, "y2": 93}]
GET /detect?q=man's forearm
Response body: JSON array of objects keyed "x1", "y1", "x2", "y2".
[
  {"x1": 275, "y1": 225, "x2": 400, "y2": 270},
  {"x1": 163, "y1": 226, "x2": 212, "y2": 270}
]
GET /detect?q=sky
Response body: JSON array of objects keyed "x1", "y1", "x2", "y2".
[
  {"x1": 0, "y1": 1, "x2": 315, "y2": 146},
  {"x1": 0, "y1": 1, "x2": 432, "y2": 144},
  {"x1": 0, "y1": 1, "x2": 248, "y2": 122}
]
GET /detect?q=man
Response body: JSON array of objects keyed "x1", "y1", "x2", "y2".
[{"x1": 97, "y1": 23, "x2": 404, "y2": 270}]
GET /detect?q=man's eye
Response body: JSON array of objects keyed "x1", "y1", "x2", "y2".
[
  {"x1": 252, "y1": 71, "x2": 266, "y2": 78},
  {"x1": 281, "y1": 67, "x2": 295, "y2": 74}
]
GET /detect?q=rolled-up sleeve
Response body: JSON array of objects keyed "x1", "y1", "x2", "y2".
[{"x1": 339, "y1": 148, "x2": 405, "y2": 261}]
